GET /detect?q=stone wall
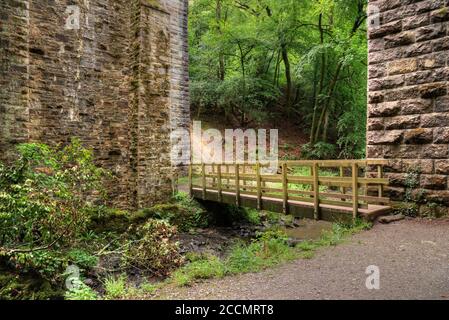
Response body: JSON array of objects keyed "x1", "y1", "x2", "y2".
[
  {"x1": 0, "y1": 0, "x2": 190, "y2": 209},
  {"x1": 368, "y1": 0, "x2": 449, "y2": 212}
]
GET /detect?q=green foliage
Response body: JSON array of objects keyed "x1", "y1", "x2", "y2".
[
  {"x1": 0, "y1": 139, "x2": 107, "y2": 297},
  {"x1": 67, "y1": 249, "x2": 98, "y2": 271},
  {"x1": 121, "y1": 219, "x2": 184, "y2": 276},
  {"x1": 244, "y1": 208, "x2": 261, "y2": 225},
  {"x1": 172, "y1": 255, "x2": 226, "y2": 287},
  {"x1": 170, "y1": 230, "x2": 294, "y2": 287},
  {"x1": 397, "y1": 167, "x2": 422, "y2": 217},
  {"x1": 0, "y1": 269, "x2": 64, "y2": 300},
  {"x1": 226, "y1": 230, "x2": 295, "y2": 274},
  {"x1": 140, "y1": 282, "x2": 160, "y2": 294},
  {"x1": 189, "y1": 0, "x2": 368, "y2": 157},
  {"x1": 216, "y1": 77, "x2": 280, "y2": 125},
  {"x1": 6, "y1": 251, "x2": 65, "y2": 281},
  {"x1": 103, "y1": 274, "x2": 127, "y2": 300},
  {"x1": 133, "y1": 192, "x2": 209, "y2": 232},
  {"x1": 0, "y1": 139, "x2": 106, "y2": 253},
  {"x1": 337, "y1": 105, "x2": 366, "y2": 159},
  {"x1": 301, "y1": 142, "x2": 337, "y2": 160},
  {"x1": 64, "y1": 279, "x2": 98, "y2": 300},
  {"x1": 89, "y1": 207, "x2": 131, "y2": 233}
]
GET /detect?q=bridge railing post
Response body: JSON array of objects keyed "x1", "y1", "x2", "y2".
[
  {"x1": 256, "y1": 162, "x2": 262, "y2": 210},
  {"x1": 236, "y1": 164, "x2": 240, "y2": 206},
  {"x1": 190, "y1": 160, "x2": 389, "y2": 221},
  {"x1": 340, "y1": 166, "x2": 346, "y2": 201},
  {"x1": 211, "y1": 164, "x2": 216, "y2": 189},
  {"x1": 313, "y1": 163, "x2": 320, "y2": 220},
  {"x1": 282, "y1": 162, "x2": 288, "y2": 214},
  {"x1": 202, "y1": 163, "x2": 206, "y2": 200},
  {"x1": 378, "y1": 164, "x2": 383, "y2": 198},
  {"x1": 217, "y1": 164, "x2": 222, "y2": 202},
  {"x1": 352, "y1": 162, "x2": 359, "y2": 220},
  {"x1": 188, "y1": 163, "x2": 193, "y2": 196}
]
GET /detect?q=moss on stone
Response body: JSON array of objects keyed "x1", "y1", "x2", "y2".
[
  {"x1": 89, "y1": 208, "x2": 131, "y2": 233},
  {"x1": 0, "y1": 268, "x2": 64, "y2": 300}
]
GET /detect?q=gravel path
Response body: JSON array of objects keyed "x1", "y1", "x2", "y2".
[{"x1": 160, "y1": 219, "x2": 449, "y2": 300}]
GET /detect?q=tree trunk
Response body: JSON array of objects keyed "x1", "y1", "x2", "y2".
[
  {"x1": 322, "y1": 109, "x2": 329, "y2": 142},
  {"x1": 310, "y1": 58, "x2": 319, "y2": 144},
  {"x1": 216, "y1": 0, "x2": 225, "y2": 81},
  {"x1": 314, "y1": 61, "x2": 343, "y2": 143},
  {"x1": 281, "y1": 43, "x2": 292, "y2": 110},
  {"x1": 310, "y1": 13, "x2": 326, "y2": 144}
]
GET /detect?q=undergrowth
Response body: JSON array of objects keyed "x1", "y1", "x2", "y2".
[
  {"x1": 62, "y1": 218, "x2": 371, "y2": 299},
  {"x1": 168, "y1": 219, "x2": 371, "y2": 288}
]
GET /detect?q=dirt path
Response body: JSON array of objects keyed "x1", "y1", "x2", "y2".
[{"x1": 160, "y1": 219, "x2": 449, "y2": 300}]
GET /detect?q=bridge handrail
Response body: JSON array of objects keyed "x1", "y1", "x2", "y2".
[{"x1": 188, "y1": 159, "x2": 390, "y2": 220}]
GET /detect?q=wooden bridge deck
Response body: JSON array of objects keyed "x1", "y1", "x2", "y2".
[
  {"x1": 189, "y1": 160, "x2": 391, "y2": 222},
  {"x1": 191, "y1": 188, "x2": 390, "y2": 222}
]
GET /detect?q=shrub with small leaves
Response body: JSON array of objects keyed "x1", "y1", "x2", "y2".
[
  {"x1": 67, "y1": 249, "x2": 98, "y2": 271},
  {"x1": 122, "y1": 219, "x2": 184, "y2": 276},
  {"x1": 0, "y1": 139, "x2": 107, "y2": 282}
]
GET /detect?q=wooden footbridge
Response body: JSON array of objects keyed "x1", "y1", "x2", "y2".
[{"x1": 188, "y1": 160, "x2": 391, "y2": 222}]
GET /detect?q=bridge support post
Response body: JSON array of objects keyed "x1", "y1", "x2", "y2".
[
  {"x1": 188, "y1": 164, "x2": 193, "y2": 196},
  {"x1": 201, "y1": 163, "x2": 206, "y2": 200},
  {"x1": 378, "y1": 165, "x2": 383, "y2": 198},
  {"x1": 256, "y1": 163, "x2": 262, "y2": 211},
  {"x1": 282, "y1": 162, "x2": 288, "y2": 214},
  {"x1": 235, "y1": 164, "x2": 241, "y2": 206},
  {"x1": 312, "y1": 163, "x2": 320, "y2": 220},
  {"x1": 217, "y1": 164, "x2": 223, "y2": 202},
  {"x1": 340, "y1": 166, "x2": 346, "y2": 201},
  {"x1": 352, "y1": 163, "x2": 359, "y2": 220}
]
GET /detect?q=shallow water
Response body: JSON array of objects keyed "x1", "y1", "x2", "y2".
[{"x1": 281, "y1": 219, "x2": 333, "y2": 241}]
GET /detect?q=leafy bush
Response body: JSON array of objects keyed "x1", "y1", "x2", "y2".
[
  {"x1": 191, "y1": 76, "x2": 280, "y2": 126},
  {"x1": 215, "y1": 77, "x2": 280, "y2": 125},
  {"x1": 301, "y1": 142, "x2": 337, "y2": 160},
  {"x1": 6, "y1": 251, "x2": 66, "y2": 281},
  {"x1": 0, "y1": 139, "x2": 106, "y2": 294},
  {"x1": 121, "y1": 219, "x2": 184, "y2": 276},
  {"x1": 67, "y1": 249, "x2": 98, "y2": 271},
  {"x1": 0, "y1": 140, "x2": 105, "y2": 282},
  {"x1": 132, "y1": 192, "x2": 208, "y2": 232},
  {"x1": 0, "y1": 139, "x2": 106, "y2": 254}
]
